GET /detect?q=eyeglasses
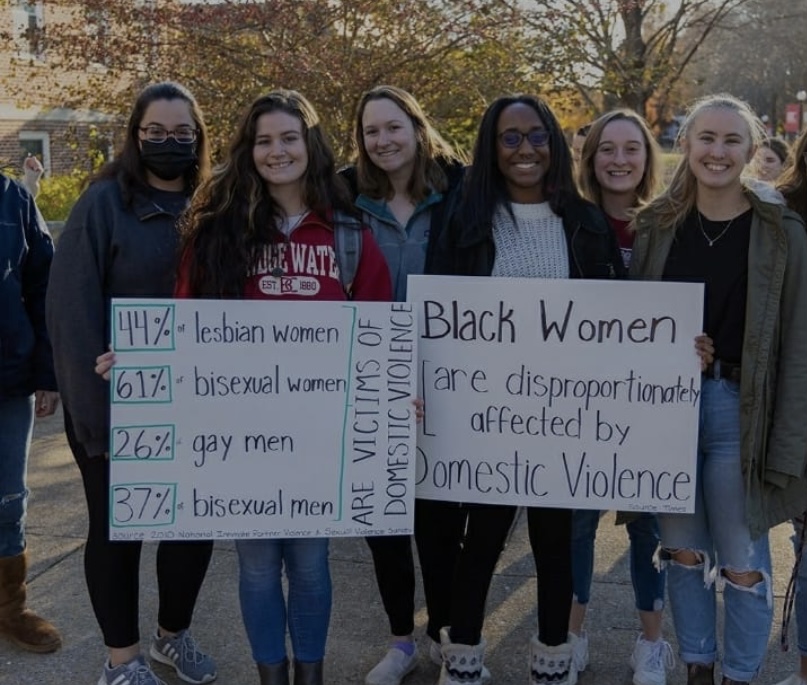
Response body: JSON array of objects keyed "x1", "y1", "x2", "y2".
[
  {"x1": 498, "y1": 129, "x2": 550, "y2": 149},
  {"x1": 138, "y1": 125, "x2": 198, "y2": 144}
]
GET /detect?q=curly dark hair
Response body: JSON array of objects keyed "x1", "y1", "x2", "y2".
[{"x1": 179, "y1": 89, "x2": 354, "y2": 297}]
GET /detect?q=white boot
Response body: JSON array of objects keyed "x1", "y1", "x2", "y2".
[
  {"x1": 529, "y1": 633, "x2": 577, "y2": 685},
  {"x1": 438, "y1": 627, "x2": 486, "y2": 685}
]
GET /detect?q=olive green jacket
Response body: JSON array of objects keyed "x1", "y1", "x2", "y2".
[{"x1": 630, "y1": 189, "x2": 807, "y2": 538}]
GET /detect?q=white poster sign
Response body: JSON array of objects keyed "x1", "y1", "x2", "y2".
[
  {"x1": 108, "y1": 299, "x2": 417, "y2": 540},
  {"x1": 408, "y1": 276, "x2": 703, "y2": 513}
]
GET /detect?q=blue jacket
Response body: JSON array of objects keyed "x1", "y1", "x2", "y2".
[
  {"x1": 340, "y1": 161, "x2": 466, "y2": 299},
  {"x1": 0, "y1": 173, "x2": 56, "y2": 398}
]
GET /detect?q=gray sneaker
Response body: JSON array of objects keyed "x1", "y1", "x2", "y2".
[
  {"x1": 149, "y1": 629, "x2": 217, "y2": 684},
  {"x1": 98, "y1": 655, "x2": 166, "y2": 685}
]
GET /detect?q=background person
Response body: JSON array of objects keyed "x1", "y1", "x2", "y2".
[
  {"x1": 20, "y1": 155, "x2": 44, "y2": 198},
  {"x1": 46, "y1": 81, "x2": 216, "y2": 685},
  {"x1": 754, "y1": 138, "x2": 790, "y2": 183},
  {"x1": 571, "y1": 124, "x2": 590, "y2": 165}
]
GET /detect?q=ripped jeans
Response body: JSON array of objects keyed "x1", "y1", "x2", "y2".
[
  {"x1": 0, "y1": 395, "x2": 34, "y2": 558},
  {"x1": 658, "y1": 378, "x2": 772, "y2": 682},
  {"x1": 571, "y1": 510, "x2": 664, "y2": 612}
]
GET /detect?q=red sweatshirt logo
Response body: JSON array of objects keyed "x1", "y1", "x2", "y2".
[{"x1": 250, "y1": 242, "x2": 340, "y2": 297}]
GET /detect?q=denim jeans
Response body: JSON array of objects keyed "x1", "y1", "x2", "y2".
[
  {"x1": 571, "y1": 509, "x2": 664, "y2": 611},
  {"x1": 236, "y1": 537, "x2": 331, "y2": 665},
  {"x1": 658, "y1": 378, "x2": 772, "y2": 682},
  {"x1": 792, "y1": 516, "x2": 807, "y2": 656},
  {"x1": 0, "y1": 395, "x2": 34, "y2": 558}
]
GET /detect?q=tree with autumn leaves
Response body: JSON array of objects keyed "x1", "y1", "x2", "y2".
[
  {"x1": 517, "y1": 0, "x2": 752, "y2": 128},
  {"x1": 2, "y1": 0, "x2": 765, "y2": 162},
  {"x1": 7, "y1": 0, "x2": 547, "y2": 159}
]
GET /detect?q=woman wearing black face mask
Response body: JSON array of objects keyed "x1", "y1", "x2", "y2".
[{"x1": 46, "y1": 82, "x2": 217, "y2": 685}]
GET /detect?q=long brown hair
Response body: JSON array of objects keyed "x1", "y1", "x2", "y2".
[{"x1": 180, "y1": 89, "x2": 353, "y2": 297}]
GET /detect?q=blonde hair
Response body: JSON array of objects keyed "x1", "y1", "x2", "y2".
[
  {"x1": 640, "y1": 94, "x2": 765, "y2": 232},
  {"x1": 577, "y1": 109, "x2": 662, "y2": 210}
]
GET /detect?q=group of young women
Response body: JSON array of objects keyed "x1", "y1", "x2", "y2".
[{"x1": 41, "y1": 78, "x2": 807, "y2": 685}]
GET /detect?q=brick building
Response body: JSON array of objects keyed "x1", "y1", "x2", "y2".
[{"x1": 0, "y1": 0, "x2": 120, "y2": 178}]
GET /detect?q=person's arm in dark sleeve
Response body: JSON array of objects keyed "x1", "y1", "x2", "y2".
[
  {"x1": 46, "y1": 186, "x2": 112, "y2": 456},
  {"x1": 21, "y1": 190, "x2": 57, "y2": 392}
]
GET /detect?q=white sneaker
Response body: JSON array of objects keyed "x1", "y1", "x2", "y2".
[
  {"x1": 774, "y1": 675, "x2": 807, "y2": 685},
  {"x1": 630, "y1": 635, "x2": 675, "y2": 685},
  {"x1": 365, "y1": 645, "x2": 418, "y2": 685},
  {"x1": 569, "y1": 631, "x2": 589, "y2": 673}
]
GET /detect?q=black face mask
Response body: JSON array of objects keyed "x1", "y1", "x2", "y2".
[{"x1": 140, "y1": 139, "x2": 198, "y2": 181}]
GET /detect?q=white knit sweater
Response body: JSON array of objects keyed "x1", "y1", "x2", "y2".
[{"x1": 491, "y1": 202, "x2": 569, "y2": 279}]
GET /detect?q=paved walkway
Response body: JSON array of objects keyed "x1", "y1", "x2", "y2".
[{"x1": 0, "y1": 408, "x2": 797, "y2": 684}]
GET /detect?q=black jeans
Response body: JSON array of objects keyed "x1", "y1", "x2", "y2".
[
  {"x1": 365, "y1": 498, "x2": 466, "y2": 642},
  {"x1": 65, "y1": 409, "x2": 214, "y2": 648},
  {"x1": 527, "y1": 506, "x2": 573, "y2": 647}
]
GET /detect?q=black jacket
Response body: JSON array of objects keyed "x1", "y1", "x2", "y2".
[
  {"x1": 432, "y1": 196, "x2": 627, "y2": 280},
  {"x1": 46, "y1": 178, "x2": 185, "y2": 455},
  {"x1": 0, "y1": 173, "x2": 56, "y2": 398}
]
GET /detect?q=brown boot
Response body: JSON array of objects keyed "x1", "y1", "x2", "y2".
[
  {"x1": 687, "y1": 662, "x2": 715, "y2": 685},
  {"x1": 0, "y1": 552, "x2": 61, "y2": 653}
]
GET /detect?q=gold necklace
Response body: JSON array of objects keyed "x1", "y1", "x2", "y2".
[{"x1": 697, "y1": 211, "x2": 734, "y2": 247}]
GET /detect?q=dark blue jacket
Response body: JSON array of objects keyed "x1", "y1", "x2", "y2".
[{"x1": 0, "y1": 173, "x2": 56, "y2": 398}]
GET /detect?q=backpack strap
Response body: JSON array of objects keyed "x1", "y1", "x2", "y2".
[{"x1": 333, "y1": 211, "x2": 363, "y2": 298}]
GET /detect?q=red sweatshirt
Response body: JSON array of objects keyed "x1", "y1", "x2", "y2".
[{"x1": 175, "y1": 210, "x2": 392, "y2": 302}]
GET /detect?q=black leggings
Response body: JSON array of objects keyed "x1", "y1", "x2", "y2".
[
  {"x1": 365, "y1": 498, "x2": 466, "y2": 642},
  {"x1": 65, "y1": 409, "x2": 214, "y2": 648},
  {"x1": 527, "y1": 506, "x2": 573, "y2": 646},
  {"x1": 449, "y1": 504, "x2": 572, "y2": 647}
]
